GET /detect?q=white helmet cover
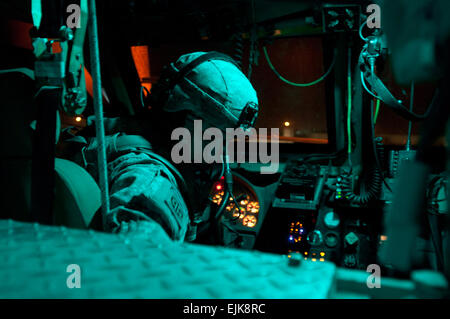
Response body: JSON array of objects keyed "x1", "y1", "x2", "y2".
[{"x1": 162, "y1": 52, "x2": 258, "y2": 130}]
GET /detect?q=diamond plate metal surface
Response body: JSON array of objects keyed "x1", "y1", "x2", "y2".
[{"x1": 0, "y1": 220, "x2": 336, "y2": 298}]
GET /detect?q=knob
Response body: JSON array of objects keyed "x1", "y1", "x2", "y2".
[
  {"x1": 344, "y1": 232, "x2": 359, "y2": 248},
  {"x1": 325, "y1": 233, "x2": 338, "y2": 248},
  {"x1": 323, "y1": 211, "x2": 340, "y2": 229},
  {"x1": 307, "y1": 230, "x2": 323, "y2": 246}
]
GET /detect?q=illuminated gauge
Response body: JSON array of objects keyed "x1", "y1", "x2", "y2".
[
  {"x1": 209, "y1": 176, "x2": 260, "y2": 224},
  {"x1": 211, "y1": 191, "x2": 224, "y2": 204},
  {"x1": 289, "y1": 235, "x2": 301, "y2": 243},
  {"x1": 246, "y1": 201, "x2": 260, "y2": 214},
  {"x1": 225, "y1": 202, "x2": 235, "y2": 212},
  {"x1": 243, "y1": 215, "x2": 257, "y2": 228},
  {"x1": 232, "y1": 207, "x2": 246, "y2": 219},
  {"x1": 323, "y1": 211, "x2": 340, "y2": 229},
  {"x1": 239, "y1": 198, "x2": 249, "y2": 206}
]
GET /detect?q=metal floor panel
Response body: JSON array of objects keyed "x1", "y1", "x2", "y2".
[{"x1": 0, "y1": 219, "x2": 336, "y2": 298}]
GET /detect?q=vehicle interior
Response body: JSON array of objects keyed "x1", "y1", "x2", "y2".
[{"x1": 0, "y1": 0, "x2": 449, "y2": 299}]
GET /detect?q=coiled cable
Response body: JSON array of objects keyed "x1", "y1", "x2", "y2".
[
  {"x1": 231, "y1": 27, "x2": 244, "y2": 70},
  {"x1": 337, "y1": 139, "x2": 384, "y2": 205}
]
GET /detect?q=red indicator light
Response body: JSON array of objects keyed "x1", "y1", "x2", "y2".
[{"x1": 216, "y1": 184, "x2": 223, "y2": 191}]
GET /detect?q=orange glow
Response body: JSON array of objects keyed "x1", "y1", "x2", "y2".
[
  {"x1": 240, "y1": 199, "x2": 249, "y2": 206},
  {"x1": 131, "y1": 45, "x2": 152, "y2": 95},
  {"x1": 243, "y1": 215, "x2": 257, "y2": 228},
  {"x1": 212, "y1": 192, "x2": 223, "y2": 205},
  {"x1": 84, "y1": 67, "x2": 110, "y2": 104},
  {"x1": 75, "y1": 116, "x2": 82, "y2": 122},
  {"x1": 273, "y1": 29, "x2": 282, "y2": 36},
  {"x1": 246, "y1": 201, "x2": 260, "y2": 214},
  {"x1": 232, "y1": 208, "x2": 245, "y2": 219},
  {"x1": 4, "y1": 19, "x2": 33, "y2": 50},
  {"x1": 50, "y1": 41, "x2": 62, "y2": 54},
  {"x1": 279, "y1": 136, "x2": 329, "y2": 144}
]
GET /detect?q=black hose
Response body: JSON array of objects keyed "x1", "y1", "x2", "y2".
[
  {"x1": 231, "y1": 27, "x2": 244, "y2": 70},
  {"x1": 340, "y1": 139, "x2": 383, "y2": 206}
]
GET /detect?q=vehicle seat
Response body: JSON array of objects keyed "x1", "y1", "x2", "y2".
[
  {"x1": 53, "y1": 158, "x2": 101, "y2": 229},
  {"x1": 1, "y1": 64, "x2": 101, "y2": 230}
]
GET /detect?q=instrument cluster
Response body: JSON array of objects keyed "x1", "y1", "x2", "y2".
[{"x1": 210, "y1": 176, "x2": 260, "y2": 229}]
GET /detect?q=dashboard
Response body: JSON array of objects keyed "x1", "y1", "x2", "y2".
[
  {"x1": 208, "y1": 174, "x2": 270, "y2": 248},
  {"x1": 210, "y1": 176, "x2": 260, "y2": 229},
  {"x1": 202, "y1": 141, "x2": 447, "y2": 277},
  {"x1": 206, "y1": 158, "x2": 386, "y2": 271}
]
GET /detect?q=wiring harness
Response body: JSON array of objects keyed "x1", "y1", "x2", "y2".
[{"x1": 231, "y1": 26, "x2": 245, "y2": 70}]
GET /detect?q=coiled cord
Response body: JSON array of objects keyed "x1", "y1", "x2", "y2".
[
  {"x1": 231, "y1": 27, "x2": 244, "y2": 70},
  {"x1": 337, "y1": 139, "x2": 383, "y2": 205}
]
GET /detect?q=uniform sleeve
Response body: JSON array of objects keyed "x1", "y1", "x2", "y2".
[{"x1": 105, "y1": 152, "x2": 190, "y2": 242}]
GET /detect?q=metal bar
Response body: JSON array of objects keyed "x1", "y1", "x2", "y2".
[{"x1": 88, "y1": 0, "x2": 110, "y2": 228}]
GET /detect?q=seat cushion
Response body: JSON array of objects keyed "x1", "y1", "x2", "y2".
[{"x1": 53, "y1": 158, "x2": 101, "y2": 229}]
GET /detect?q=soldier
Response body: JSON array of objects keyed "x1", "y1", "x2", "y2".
[{"x1": 70, "y1": 51, "x2": 259, "y2": 243}]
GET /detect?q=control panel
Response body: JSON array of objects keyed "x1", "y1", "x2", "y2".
[
  {"x1": 255, "y1": 161, "x2": 341, "y2": 263},
  {"x1": 209, "y1": 175, "x2": 265, "y2": 249}
]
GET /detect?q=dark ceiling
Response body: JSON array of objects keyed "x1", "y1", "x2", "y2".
[{"x1": 96, "y1": 0, "x2": 370, "y2": 45}]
